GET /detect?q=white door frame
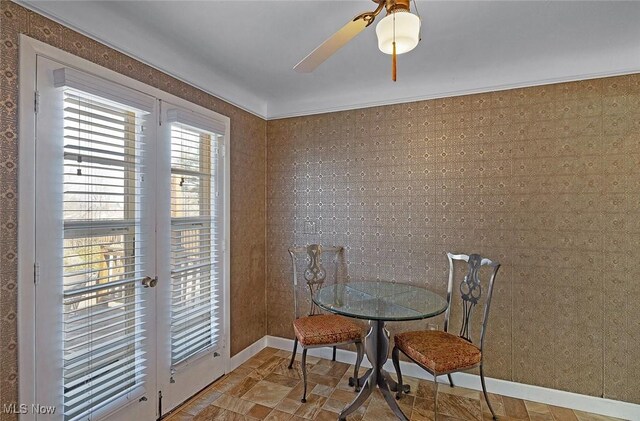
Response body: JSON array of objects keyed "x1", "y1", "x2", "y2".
[{"x1": 18, "y1": 35, "x2": 231, "y2": 421}]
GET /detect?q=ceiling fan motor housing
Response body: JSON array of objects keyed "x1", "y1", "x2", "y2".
[{"x1": 383, "y1": 0, "x2": 411, "y2": 14}]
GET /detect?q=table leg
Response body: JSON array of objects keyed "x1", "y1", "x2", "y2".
[
  {"x1": 384, "y1": 370, "x2": 411, "y2": 395},
  {"x1": 349, "y1": 368, "x2": 371, "y2": 390},
  {"x1": 339, "y1": 320, "x2": 409, "y2": 421}
]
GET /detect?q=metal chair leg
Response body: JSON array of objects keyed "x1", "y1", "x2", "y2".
[
  {"x1": 391, "y1": 346, "x2": 403, "y2": 399},
  {"x1": 332, "y1": 346, "x2": 337, "y2": 361},
  {"x1": 480, "y1": 364, "x2": 497, "y2": 420},
  {"x1": 447, "y1": 373, "x2": 454, "y2": 388},
  {"x1": 433, "y1": 373, "x2": 439, "y2": 421},
  {"x1": 301, "y1": 348, "x2": 308, "y2": 403},
  {"x1": 353, "y1": 340, "x2": 364, "y2": 391},
  {"x1": 288, "y1": 337, "x2": 298, "y2": 369}
]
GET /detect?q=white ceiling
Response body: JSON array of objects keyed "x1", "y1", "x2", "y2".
[{"x1": 22, "y1": 0, "x2": 640, "y2": 119}]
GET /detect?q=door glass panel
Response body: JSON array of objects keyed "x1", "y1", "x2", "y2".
[
  {"x1": 61, "y1": 90, "x2": 148, "y2": 420},
  {"x1": 169, "y1": 124, "x2": 221, "y2": 367}
]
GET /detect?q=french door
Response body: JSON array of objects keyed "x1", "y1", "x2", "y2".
[
  {"x1": 155, "y1": 103, "x2": 226, "y2": 411},
  {"x1": 31, "y1": 55, "x2": 226, "y2": 421}
]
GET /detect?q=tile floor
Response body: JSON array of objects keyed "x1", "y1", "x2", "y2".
[{"x1": 165, "y1": 347, "x2": 625, "y2": 421}]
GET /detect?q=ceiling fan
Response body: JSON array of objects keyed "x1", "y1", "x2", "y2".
[{"x1": 293, "y1": 0, "x2": 421, "y2": 81}]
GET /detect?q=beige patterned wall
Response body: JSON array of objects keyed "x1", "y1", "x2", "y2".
[
  {"x1": 0, "y1": 1, "x2": 266, "y2": 417},
  {"x1": 267, "y1": 75, "x2": 640, "y2": 403}
]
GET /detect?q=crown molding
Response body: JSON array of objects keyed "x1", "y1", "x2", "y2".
[
  {"x1": 265, "y1": 67, "x2": 640, "y2": 120},
  {"x1": 16, "y1": 0, "x2": 269, "y2": 120},
  {"x1": 18, "y1": 1, "x2": 640, "y2": 122}
]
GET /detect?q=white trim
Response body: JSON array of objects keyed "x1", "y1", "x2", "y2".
[
  {"x1": 17, "y1": 33, "x2": 38, "y2": 421},
  {"x1": 15, "y1": 0, "x2": 268, "y2": 119},
  {"x1": 262, "y1": 336, "x2": 640, "y2": 420},
  {"x1": 53, "y1": 67, "x2": 155, "y2": 113},
  {"x1": 266, "y1": 67, "x2": 640, "y2": 119},
  {"x1": 20, "y1": 36, "x2": 231, "y2": 129},
  {"x1": 221, "y1": 102, "x2": 232, "y2": 376},
  {"x1": 227, "y1": 337, "x2": 268, "y2": 373},
  {"x1": 17, "y1": 34, "x2": 232, "y2": 420},
  {"x1": 165, "y1": 108, "x2": 226, "y2": 136},
  {"x1": 15, "y1": 0, "x2": 640, "y2": 121}
]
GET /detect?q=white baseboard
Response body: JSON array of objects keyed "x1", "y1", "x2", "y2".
[
  {"x1": 263, "y1": 336, "x2": 639, "y2": 420},
  {"x1": 227, "y1": 336, "x2": 267, "y2": 372}
]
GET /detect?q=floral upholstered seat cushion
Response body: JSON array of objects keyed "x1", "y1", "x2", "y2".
[
  {"x1": 293, "y1": 314, "x2": 362, "y2": 347},
  {"x1": 394, "y1": 330, "x2": 482, "y2": 374}
]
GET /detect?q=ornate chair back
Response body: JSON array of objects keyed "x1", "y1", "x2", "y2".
[
  {"x1": 443, "y1": 253, "x2": 500, "y2": 353},
  {"x1": 288, "y1": 245, "x2": 343, "y2": 318}
]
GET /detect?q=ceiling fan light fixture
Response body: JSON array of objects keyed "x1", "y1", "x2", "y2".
[{"x1": 375, "y1": 10, "x2": 420, "y2": 55}]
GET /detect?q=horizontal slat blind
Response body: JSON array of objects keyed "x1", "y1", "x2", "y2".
[
  {"x1": 170, "y1": 122, "x2": 222, "y2": 367},
  {"x1": 62, "y1": 89, "x2": 148, "y2": 420}
]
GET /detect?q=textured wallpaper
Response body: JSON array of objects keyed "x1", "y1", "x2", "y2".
[
  {"x1": 2, "y1": 0, "x2": 640, "y2": 415},
  {"x1": 0, "y1": 1, "x2": 266, "y2": 417},
  {"x1": 267, "y1": 75, "x2": 640, "y2": 403}
]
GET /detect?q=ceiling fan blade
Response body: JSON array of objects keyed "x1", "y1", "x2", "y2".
[{"x1": 294, "y1": 17, "x2": 369, "y2": 73}]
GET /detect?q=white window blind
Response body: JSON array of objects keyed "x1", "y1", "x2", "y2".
[
  {"x1": 61, "y1": 88, "x2": 149, "y2": 420},
  {"x1": 169, "y1": 120, "x2": 223, "y2": 367}
]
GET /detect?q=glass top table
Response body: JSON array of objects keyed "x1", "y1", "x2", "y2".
[
  {"x1": 314, "y1": 281, "x2": 448, "y2": 322},
  {"x1": 313, "y1": 281, "x2": 448, "y2": 421}
]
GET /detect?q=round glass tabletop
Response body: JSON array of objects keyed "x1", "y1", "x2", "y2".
[{"x1": 313, "y1": 281, "x2": 448, "y2": 321}]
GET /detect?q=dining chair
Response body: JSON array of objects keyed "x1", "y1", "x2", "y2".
[
  {"x1": 391, "y1": 252, "x2": 501, "y2": 419},
  {"x1": 287, "y1": 244, "x2": 364, "y2": 403}
]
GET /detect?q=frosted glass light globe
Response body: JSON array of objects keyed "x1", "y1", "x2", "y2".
[{"x1": 375, "y1": 10, "x2": 421, "y2": 55}]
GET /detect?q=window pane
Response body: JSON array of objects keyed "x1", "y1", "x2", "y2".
[
  {"x1": 169, "y1": 123, "x2": 220, "y2": 366},
  {"x1": 61, "y1": 90, "x2": 147, "y2": 421}
]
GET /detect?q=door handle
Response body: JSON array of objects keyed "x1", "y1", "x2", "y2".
[{"x1": 142, "y1": 276, "x2": 158, "y2": 288}]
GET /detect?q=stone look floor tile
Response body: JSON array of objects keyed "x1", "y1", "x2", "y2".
[
  {"x1": 336, "y1": 371, "x2": 358, "y2": 392},
  {"x1": 264, "y1": 409, "x2": 294, "y2": 421},
  {"x1": 286, "y1": 381, "x2": 318, "y2": 402},
  {"x1": 439, "y1": 385, "x2": 482, "y2": 400},
  {"x1": 289, "y1": 354, "x2": 322, "y2": 366},
  {"x1": 307, "y1": 373, "x2": 341, "y2": 388},
  {"x1": 415, "y1": 381, "x2": 437, "y2": 400},
  {"x1": 276, "y1": 398, "x2": 303, "y2": 414},
  {"x1": 548, "y1": 405, "x2": 579, "y2": 421},
  {"x1": 573, "y1": 411, "x2": 625, "y2": 421},
  {"x1": 363, "y1": 398, "x2": 398, "y2": 420},
  {"x1": 257, "y1": 356, "x2": 288, "y2": 376},
  {"x1": 312, "y1": 384, "x2": 335, "y2": 397},
  {"x1": 166, "y1": 411, "x2": 195, "y2": 421},
  {"x1": 481, "y1": 393, "x2": 505, "y2": 417},
  {"x1": 233, "y1": 366, "x2": 255, "y2": 376},
  {"x1": 529, "y1": 412, "x2": 554, "y2": 421},
  {"x1": 193, "y1": 405, "x2": 228, "y2": 420},
  {"x1": 247, "y1": 403, "x2": 273, "y2": 419},
  {"x1": 293, "y1": 394, "x2": 327, "y2": 419},
  {"x1": 502, "y1": 396, "x2": 530, "y2": 420},
  {"x1": 265, "y1": 372, "x2": 301, "y2": 388},
  {"x1": 275, "y1": 349, "x2": 294, "y2": 359},
  {"x1": 524, "y1": 401, "x2": 551, "y2": 415},
  {"x1": 413, "y1": 396, "x2": 435, "y2": 413},
  {"x1": 212, "y1": 373, "x2": 245, "y2": 392},
  {"x1": 329, "y1": 388, "x2": 359, "y2": 404},
  {"x1": 313, "y1": 409, "x2": 340, "y2": 421},
  {"x1": 322, "y1": 397, "x2": 346, "y2": 413},
  {"x1": 229, "y1": 377, "x2": 262, "y2": 398},
  {"x1": 411, "y1": 406, "x2": 435, "y2": 421},
  {"x1": 242, "y1": 380, "x2": 293, "y2": 408},
  {"x1": 165, "y1": 348, "x2": 621, "y2": 421},
  {"x1": 183, "y1": 390, "x2": 223, "y2": 416},
  {"x1": 437, "y1": 393, "x2": 482, "y2": 421},
  {"x1": 213, "y1": 393, "x2": 255, "y2": 414}
]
